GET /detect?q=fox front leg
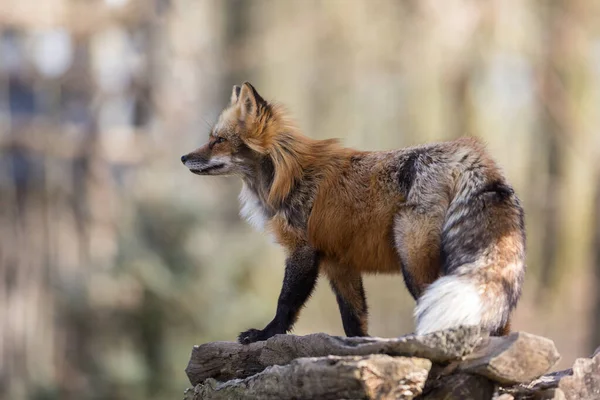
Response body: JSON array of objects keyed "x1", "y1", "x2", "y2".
[{"x1": 238, "y1": 247, "x2": 320, "y2": 344}]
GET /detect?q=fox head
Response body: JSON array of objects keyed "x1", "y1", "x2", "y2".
[
  {"x1": 182, "y1": 82, "x2": 342, "y2": 206},
  {"x1": 180, "y1": 82, "x2": 275, "y2": 177}
]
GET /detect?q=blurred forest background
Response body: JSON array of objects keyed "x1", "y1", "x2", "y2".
[{"x1": 1, "y1": 0, "x2": 600, "y2": 399}]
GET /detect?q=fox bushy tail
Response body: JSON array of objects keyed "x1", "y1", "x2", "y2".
[{"x1": 414, "y1": 166, "x2": 525, "y2": 336}]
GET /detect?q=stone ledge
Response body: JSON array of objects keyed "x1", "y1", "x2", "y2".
[{"x1": 183, "y1": 327, "x2": 599, "y2": 400}]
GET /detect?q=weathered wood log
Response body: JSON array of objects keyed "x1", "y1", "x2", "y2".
[
  {"x1": 459, "y1": 332, "x2": 560, "y2": 385},
  {"x1": 185, "y1": 355, "x2": 431, "y2": 400},
  {"x1": 186, "y1": 326, "x2": 482, "y2": 385}
]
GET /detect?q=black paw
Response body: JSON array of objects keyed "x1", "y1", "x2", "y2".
[{"x1": 238, "y1": 328, "x2": 269, "y2": 344}]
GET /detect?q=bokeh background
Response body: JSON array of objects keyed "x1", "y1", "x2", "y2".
[{"x1": 1, "y1": 0, "x2": 600, "y2": 398}]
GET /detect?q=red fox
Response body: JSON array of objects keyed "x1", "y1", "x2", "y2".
[{"x1": 181, "y1": 82, "x2": 525, "y2": 343}]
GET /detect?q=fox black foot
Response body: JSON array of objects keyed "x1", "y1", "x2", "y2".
[{"x1": 238, "y1": 328, "x2": 273, "y2": 344}]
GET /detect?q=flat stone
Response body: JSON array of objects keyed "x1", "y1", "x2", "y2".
[
  {"x1": 190, "y1": 355, "x2": 431, "y2": 400},
  {"x1": 186, "y1": 326, "x2": 482, "y2": 385},
  {"x1": 460, "y1": 332, "x2": 560, "y2": 385}
]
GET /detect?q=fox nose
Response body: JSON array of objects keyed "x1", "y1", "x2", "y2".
[{"x1": 181, "y1": 154, "x2": 188, "y2": 164}]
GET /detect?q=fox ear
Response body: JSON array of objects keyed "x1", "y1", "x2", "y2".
[
  {"x1": 239, "y1": 82, "x2": 266, "y2": 120},
  {"x1": 230, "y1": 85, "x2": 241, "y2": 105}
]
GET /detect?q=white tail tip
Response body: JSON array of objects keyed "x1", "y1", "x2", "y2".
[{"x1": 414, "y1": 275, "x2": 482, "y2": 335}]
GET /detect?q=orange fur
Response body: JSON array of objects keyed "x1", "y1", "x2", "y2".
[
  {"x1": 310, "y1": 158, "x2": 405, "y2": 275},
  {"x1": 244, "y1": 103, "x2": 347, "y2": 207}
]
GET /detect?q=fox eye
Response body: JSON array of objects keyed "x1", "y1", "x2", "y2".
[{"x1": 215, "y1": 136, "x2": 226, "y2": 144}]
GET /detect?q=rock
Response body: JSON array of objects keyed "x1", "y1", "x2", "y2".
[
  {"x1": 499, "y1": 368, "x2": 572, "y2": 398},
  {"x1": 499, "y1": 352, "x2": 600, "y2": 400},
  {"x1": 184, "y1": 328, "x2": 583, "y2": 399},
  {"x1": 183, "y1": 387, "x2": 195, "y2": 400},
  {"x1": 185, "y1": 340, "x2": 265, "y2": 384},
  {"x1": 419, "y1": 372, "x2": 495, "y2": 399},
  {"x1": 558, "y1": 352, "x2": 600, "y2": 400},
  {"x1": 189, "y1": 355, "x2": 431, "y2": 400},
  {"x1": 459, "y1": 332, "x2": 560, "y2": 385},
  {"x1": 186, "y1": 326, "x2": 482, "y2": 385},
  {"x1": 540, "y1": 388, "x2": 567, "y2": 399}
]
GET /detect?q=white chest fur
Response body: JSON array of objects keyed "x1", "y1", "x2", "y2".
[{"x1": 238, "y1": 183, "x2": 269, "y2": 231}]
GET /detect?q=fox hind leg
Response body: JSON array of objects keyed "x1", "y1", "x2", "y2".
[
  {"x1": 492, "y1": 319, "x2": 511, "y2": 336},
  {"x1": 327, "y1": 270, "x2": 368, "y2": 337},
  {"x1": 394, "y1": 209, "x2": 444, "y2": 300}
]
